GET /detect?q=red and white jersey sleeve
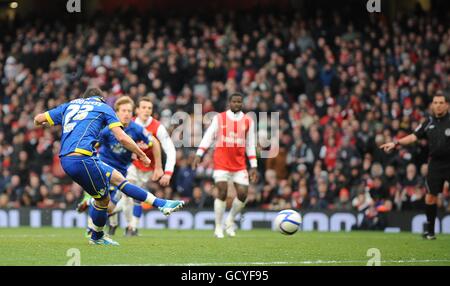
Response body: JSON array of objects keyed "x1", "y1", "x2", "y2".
[
  {"x1": 196, "y1": 115, "x2": 218, "y2": 157},
  {"x1": 156, "y1": 124, "x2": 176, "y2": 175},
  {"x1": 133, "y1": 116, "x2": 176, "y2": 174},
  {"x1": 246, "y1": 117, "x2": 258, "y2": 168}
]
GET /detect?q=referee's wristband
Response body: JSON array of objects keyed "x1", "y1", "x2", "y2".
[{"x1": 393, "y1": 139, "x2": 400, "y2": 147}]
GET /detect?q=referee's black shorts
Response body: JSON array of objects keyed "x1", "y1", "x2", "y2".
[{"x1": 426, "y1": 172, "x2": 448, "y2": 195}]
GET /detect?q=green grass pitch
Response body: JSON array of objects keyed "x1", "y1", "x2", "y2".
[{"x1": 0, "y1": 227, "x2": 449, "y2": 266}]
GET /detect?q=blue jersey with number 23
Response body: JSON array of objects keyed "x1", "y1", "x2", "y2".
[{"x1": 44, "y1": 96, "x2": 123, "y2": 157}]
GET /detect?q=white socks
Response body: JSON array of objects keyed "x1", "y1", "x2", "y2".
[
  {"x1": 226, "y1": 197, "x2": 245, "y2": 226},
  {"x1": 112, "y1": 196, "x2": 127, "y2": 214},
  {"x1": 130, "y1": 216, "x2": 139, "y2": 230},
  {"x1": 214, "y1": 199, "x2": 226, "y2": 230},
  {"x1": 144, "y1": 192, "x2": 156, "y2": 205},
  {"x1": 87, "y1": 216, "x2": 103, "y2": 232},
  {"x1": 87, "y1": 216, "x2": 94, "y2": 229},
  {"x1": 123, "y1": 196, "x2": 134, "y2": 225},
  {"x1": 109, "y1": 213, "x2": 118, "y2": 227}
]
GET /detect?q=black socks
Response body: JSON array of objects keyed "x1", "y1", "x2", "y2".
[{"x1": 425, "y1": 203, "x2": 437, "y2": 235}]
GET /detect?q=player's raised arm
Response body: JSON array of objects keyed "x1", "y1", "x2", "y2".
[
  {"x1": 193, "y1": 114, "x2": 219, "y2": 169},
  {"x1": 33, "y1": 113, "x2": 50, "y2": 127},
  {"x1": 34, "y1": 104, "x2": 66, "y2": 128},
  {"x1": 111, "y1": 126, "x2": 151, "y2": 166}
]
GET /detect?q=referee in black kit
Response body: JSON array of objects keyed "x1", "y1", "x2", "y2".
[{"x1": 380, "y1": 92, "x2": 450, "y2": 240}]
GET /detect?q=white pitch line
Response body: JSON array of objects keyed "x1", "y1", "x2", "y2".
[
  {"x1": 100, "y1": 259, "x2": 450, "y2": 266},
  {"x1": 0, "y1": 234, "x2": 59, "y2": 238}
]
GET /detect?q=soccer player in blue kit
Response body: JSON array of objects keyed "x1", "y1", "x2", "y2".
[
  {"x1": 33, "y1": 88, "x2": 184, "y2": 246},
  {"x1": 80, "y1": 95, "x2": 165, "y2": 236}
]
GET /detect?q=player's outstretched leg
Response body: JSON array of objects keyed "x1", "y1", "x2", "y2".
[
  {"x1": 110, "y1": 170, "x2": 184, "y2": 216},
  {"x1": 117, "y1": 180, "x2": 184, "y2": 215}
]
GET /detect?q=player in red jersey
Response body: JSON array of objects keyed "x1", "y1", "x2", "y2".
[{"x1": 193, "y1": 92, "x2": 258, "y2": 238}]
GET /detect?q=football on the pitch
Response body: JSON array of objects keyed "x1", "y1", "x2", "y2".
[{"x1": 274, "y1": 209, "x2": 302, "y2": 235}]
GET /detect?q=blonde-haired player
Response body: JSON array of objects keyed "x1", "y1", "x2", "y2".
[{"x1": 117, "y1": 96, "x2": 177, "y2": 236}]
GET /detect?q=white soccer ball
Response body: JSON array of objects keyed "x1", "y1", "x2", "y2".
[{"x1": 274, "y1": 209, "x2": 302, "y2": 235}]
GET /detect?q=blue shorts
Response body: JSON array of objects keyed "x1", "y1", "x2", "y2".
[{"x1": 61, "y1": 156, "x2": 114, "y2": 199}]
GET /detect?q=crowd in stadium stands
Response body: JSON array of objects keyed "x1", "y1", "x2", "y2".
[{"x1": 0, "y1": 8, "x2": 449, "y2": 216}]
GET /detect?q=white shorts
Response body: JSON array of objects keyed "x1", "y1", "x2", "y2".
[
  {"x1": 126, "y1": 164, "x2": 152, "y2": 188},
  {"x1": 213, "y1": 169, "x2": 249, "y2": 186}
]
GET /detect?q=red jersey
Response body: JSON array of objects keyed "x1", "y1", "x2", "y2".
[
  {"x1": 132, "y1": 118, "x2": 160, "y2": 172},
  {"x1": 197, "y1": 110, "x2": 257, "y2": 172}
]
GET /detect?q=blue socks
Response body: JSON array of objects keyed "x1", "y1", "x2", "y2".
[
  {"x1": 118, "y1": 180, "x2": 166, "y2": 207},
  {"x1": 153, "y1": 198, "x2": 166, "y2": 208},
  {"x1": 133, "y1": 202, "x2": 143, "y2": 218},
  {"x1": 88, "y1": 203, "x2": 108, "y2": 240},
  {"x1": 118, "y1": 181, "x2": 147, "y2": 201}
]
